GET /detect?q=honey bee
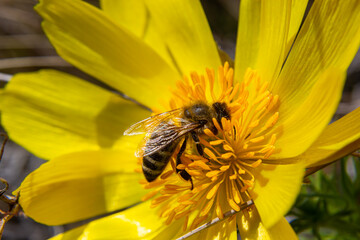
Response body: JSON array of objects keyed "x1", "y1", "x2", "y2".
[{"x1": 124, "y1": 101, "x2": 230, "y2": 189}]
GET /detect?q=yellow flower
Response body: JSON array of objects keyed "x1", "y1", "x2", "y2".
[{"x1": 0, "y1": 0, "x2": 359, "y2": 239}]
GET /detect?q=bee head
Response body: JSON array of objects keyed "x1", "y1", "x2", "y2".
[{"x1": 184, "y1": 102, "x2": 213, "y2": 122}]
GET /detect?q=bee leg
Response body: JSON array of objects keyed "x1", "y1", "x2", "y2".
[
  {"x1": 191, "y1": 132, "x2": 203, "y2": 156},
  {"x1": 176, "y1": 136, "x2": 188, "y2": 172},
  {"x1": 179, "y1": 170, "x2": 194, "y2": 190},
  {"x1": 176, "y1": 137, "x2": 193, "y2": 190}
]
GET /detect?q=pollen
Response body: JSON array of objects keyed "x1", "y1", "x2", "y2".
[{"x1": 139, "y1": 62, "x2": 280, "y2": 231}]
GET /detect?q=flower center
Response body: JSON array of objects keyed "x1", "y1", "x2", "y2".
[{"x1": 138, "y1": 62, "x2": 279, "y2": 231}]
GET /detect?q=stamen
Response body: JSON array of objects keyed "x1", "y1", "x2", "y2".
[
  {"x1": 206, "y1": 170, "x2": 220, "y2": 178},
  {"x1": 142, "y1": 190, "x2": 159, "y2": 201},
  {"x1": 207, "y1": 182, "x2": 222, "y2": 199},
  {"x1": 183, "y1": 216, "x2": 189, "y2": 232},
  {"x1": 186, "y1": 169, "x2": 202, "y2": 176},
  {"x1": 216, "y1": 197, "x2": 224, "y2": 219},
  {"x1": 249, "y1": 136, "x2": 265, "y2": 143},
  {"x1": 178, "y1": 193, "x2": 194, "y2": 202},
  {"x1": 220, "y1": 165, "x2": 230, "y2": 171},
  {"x1": 200, "y1": 198, "x2": 215, "y2": 216},
  {"x1": 221, "y1": 152, "x2": 235, "y2": 159},
  {"x1": 204, "y1": 129, "x2": 216, "y2": 138},
  {"x1": 204, "y1": 148, "x2": 218, "y2": 161},
  {"x1": 232, "y1": 181, "x2": 241, "y2": 204},
  {"x1": 165, "y1": 210, "x2": 176, "y2": 225},
  {"x1": 176, "y1": 209, "x2": 192, "y2": 220},
  {"x1": 161, "y1": 170, "x2": 174, "y2": 179},
  {"x1": 152, "y1": 195, "x2": 171, "y2": 206},
  {"x1": 191, "y1": 215, "x2": 209, "y2": 230},
  {"x1": 223, "y1": 144, "x2": 233, "y2": 152},
  {"x1": 210, "y1": 139, "x2": 225, "y2": 145},
  {"x1": 144, "y1": 180, "x2": 166, "y2": 189},
  {"x1": 212, "y1": 118, "x2": 222, "y2": 132},
  {"x1": 228, "y1": 199, "x2": 240, "y2": 211}
]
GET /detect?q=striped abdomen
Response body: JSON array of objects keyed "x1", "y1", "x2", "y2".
[
  {"x1": 142, "y1": 121, "x2": 181, "y2": 182},
  {"x1": 142, "y1": 138, "x2": 180, "y2": 182}
]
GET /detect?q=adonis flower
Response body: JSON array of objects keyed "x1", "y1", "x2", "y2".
[{"x1": 1, "y1": 0, "x2": 360, "y2": 239}]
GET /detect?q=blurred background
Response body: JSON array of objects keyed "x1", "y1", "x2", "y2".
[{"x1": 0, "y1": 0, "x2": 359, "y2": 239}]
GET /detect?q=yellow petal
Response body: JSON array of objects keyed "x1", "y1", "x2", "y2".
[
  {"x1": 18, "y1": 145, "x2": 147, "y2": 226},
  {"x1": 237, "y1": 208, "x2": 297, "y2": 240},
  {"x1": 285, "y1": 0, "x2": 308, "y2": 55},
  {"x1": 49, "y1": 225, "x2": 87, "y2": 240},
  {"x1": 299, "y1": 106, "x2": 360, "y2": 167},
  {"x1": 272, "y1": 0, "x2": 360, "y2": 115},
  {"x1": 288, "y1": 0, "x2": 308, "y2": 42},
  {"x1": 235, "y1": 0, "x2": 292, "y2": 83},
  {"x1": 268, "y1": 217, "x2": 298, "y2": 240},
  {"x1": 270, "y1": 68, "x2": 345, "y2": 159},
  {"x1": 144, "y1": 0, "x2": 221, "y2": 76},
  {"x1": 185, "y1": 212, "x2": 237, "y2": 240},
  {"x1": 0, "y1": 70, "x2": 149, "y2": 159},
  {"x1": 36, "y1": 0, "x2": 180, "y2": 108},
  {"x1": 78, "y1": 201, "x2": 182, "y2": 239},
  {"x1": 100, "y1": 0, "x2": 173, "y2": 69},
  {"x1": 250, "y1": 162, "x2": 304, "y2": 229},
  {"x1": 100, "y1": 1, "x2": 146, "y2": 37},
  {"x1": 237, "y1": 206, "x2": 271, "y2": 239}
]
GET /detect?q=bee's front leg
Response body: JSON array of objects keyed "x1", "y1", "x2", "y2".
[
  {"x1": 191, "y1": 131, "x2": 203, "y2": 156},
  {"x1": 176, "y1": 136, "x2": 188, "y2": 170},
  {"x1": 176, "y1": 136, "x2": 194, "y2": 190}
]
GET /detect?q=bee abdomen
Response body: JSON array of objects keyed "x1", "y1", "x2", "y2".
[{"x1": 143, "y1": 142, "x2": 179, "y2": 182}]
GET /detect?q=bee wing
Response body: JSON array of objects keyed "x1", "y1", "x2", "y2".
[
  {"x1": 124, "y1": 108, "x2": 183, "y2": 136},
  {"x1": 135, "y1": 121, "x2": 202, "y2": 158}
]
